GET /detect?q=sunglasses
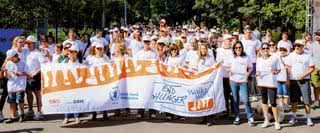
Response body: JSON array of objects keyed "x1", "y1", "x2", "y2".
[
  {"x1": 262, "y1": 47, "x2": 269, "y2": 50},
  {"x1": 234, "y1": 46, "x2": 242, "y2": 49},
  {"x1": 96, "y1": 47, "x2": 103, "y2": 50},
  {"x1": 69, "y1": 50, "x2": 77, "y2": 53},
  {"x1": 279, "y1": 49, "x2": 287, "y2": 52}
]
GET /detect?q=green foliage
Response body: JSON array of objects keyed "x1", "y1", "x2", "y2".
[{"x1": 0, "y1": 0, "x2": 306, "y2": 32}]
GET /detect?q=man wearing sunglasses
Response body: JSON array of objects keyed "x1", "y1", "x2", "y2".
[{"x1": 286, "y1": 39, "x2": 315, "y2": 126}]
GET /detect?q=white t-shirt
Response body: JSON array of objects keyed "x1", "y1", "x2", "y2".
[
  {"x1": 277, "y1": 40, "x2": 292, "y2": 52},
  {"x1": 197, "y1": 56, "x2": 216, "y2": 72},
  {"x1": 128, "y1": 39, "x2": 143, "y2": 56},
  {"x1": 277, "y1": 55, "x2": 288, "y2": 82},
  {"x1": 286, "y1": 52, "x2": 314, "y2": 80},
  {"x1": 26, "y1": 49, "x2": 43, "y2": 74},
  {"x1": 185, "y1": 50, "x2": 199, "y2": 69},
  {"x1": 90, "y1": 36, "x2": 108, "y2": 47},
  {"x1": 166, "y1": 56, "x2": 184, "y2": 67},
  {"x1": 256, "y1": 56, "x2": 279, "y2": 88},
  {"x1": 225, "y1": 56, "x2": 252, "y2": 83},
  {"x1": 14, "y1": 48, "x2": 29, "y2": 63},
  {"x1": 241, "y1": 38, "x2": 261, "y2": 63},
  {"x1": 134, "y1": 49, "x2": 158, "y2": 59},
  {"x1": 86, "y1": 55, "x2": 110, "y2": 65},
  {"x1": 5, "y1": 61, "x2": 27, "y2": 93},
  {"x1": 216, "y1": 48, "x2": 234, "y2": 78}
]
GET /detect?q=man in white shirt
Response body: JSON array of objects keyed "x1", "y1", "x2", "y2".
[
  {"x1": 277, "y1": 32, "x2": 293, "y2": 52},
  {"x1": 25, "y1": 36, "x2": 44, "y2": 120},
  {"x1": 241, "y1": 29, "x2": 261, "y2": 99},
  {"x1": 286, "y1": 39, "x2": 315, "y2": 126}
]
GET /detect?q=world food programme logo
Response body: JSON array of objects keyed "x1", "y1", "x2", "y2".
[{"x1": 110, "y1": 86, "x2": 120, "y2": 101}]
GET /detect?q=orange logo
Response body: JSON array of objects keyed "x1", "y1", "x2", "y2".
[{"x1": 188, "y1": 98, "x2": 214, "y2": 112}]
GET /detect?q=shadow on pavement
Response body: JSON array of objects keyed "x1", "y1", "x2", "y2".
[{"x1": 0, "y1": 128, "x2": 44, "y2": 133}]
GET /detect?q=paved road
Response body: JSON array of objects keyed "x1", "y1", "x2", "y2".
[{"x1": 0, "y1": 102, "x2": 319, "y2": 133}]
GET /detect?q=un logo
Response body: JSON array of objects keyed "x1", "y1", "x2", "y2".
[{"x1": 110, "y1": 86, "x2": 120, "y2": 101}]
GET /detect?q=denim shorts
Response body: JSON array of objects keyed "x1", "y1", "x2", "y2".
[
  {"x1": 289, "y1": 80, "x2": 312, "y2": 105},
  {"x1": 7, "y1": 91, "x2": 25, "y2": 104},
  {"x1": 277, "y1": 82, "x2": 288, "y2": 98}
]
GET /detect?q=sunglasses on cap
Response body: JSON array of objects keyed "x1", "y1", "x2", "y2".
[
  {"x1": 279, "y1": 48, "x2": 287, "y2": 52},
  {"x1": 69, "y1": 50, "x2": 78, "y2": 53}
]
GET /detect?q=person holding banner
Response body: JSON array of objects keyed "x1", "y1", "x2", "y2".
[
  {"x1": 4, "y1": 49, "x2": 28, "y2": 123},
  {"x1": 256, "y1": 43, "x2": 281, "y2": 130},
  {"x1": 216, "y1": 34, "x2": 234, "y2": 118},
  {"x1": 61, "y1": 45, "x2": 81, "y2": 125},
  {"x1": 84, "y1": 42, "x2": 110, "y2": 121},
  {"x1": 225, "y1": 41, "x2": 255, "y2": 126},
  {"x1": 133, "y1": 35, "x2": 157, "y2": 119},
  {"x1": 197, "y1": 42, "x2": 216, "y2": 126}
]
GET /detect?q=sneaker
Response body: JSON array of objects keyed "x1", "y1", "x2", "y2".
[
  {"x1": 248, "y1": 117, "x2": 255, "y2": 127},
  {"x1": 25, "y1": 110, "x2": 34, "y2": 117},
  {"x1": 307, "y1": 118, "x2": 314, "y2": 127},
  {"x1": 207, "y1": 122, "x2": 213, "y2": 126},
  {"x1": 274, "y1": 122, "x2": 281, "y2": 130},
  {"x1": 233, "y1": 117, "x2": 240, "y2": 125},
  {"x1": 4, "y1": 118, "x2": 16, "y2": 124},
  {"x1": 150, "y1": 114, "x2": 156, "y2": 119},
  {"x1": 261, "y1": 120, "x2": 270, "y2": 128},
  {"x1": 33, "y1": 112, "x2": 43, "y2": 120},
  {"x1": 19, "y1": 114, "x2": 25, "y2": 123},
  {"x1": 75, "y1": 118, "x2": 81, "y2": 124},
  {"x1": 62, "y1": 118, "x2": 69, "y2": 124},
  {"x1": 289, "y1": 116, "x2": 296, "y2": 126}
]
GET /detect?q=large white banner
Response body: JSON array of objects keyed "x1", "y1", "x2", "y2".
[{"x1": 41, "y1": 59, "x2": 225, "y2": 117}]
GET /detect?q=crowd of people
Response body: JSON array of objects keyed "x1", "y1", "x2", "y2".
[{"x1": 0, "y1": 19, "x2": 319, "y2": 130}]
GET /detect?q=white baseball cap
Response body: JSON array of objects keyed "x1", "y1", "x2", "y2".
[
  {"x1": 157, "y1": 38, "x2": 167, "y2": 44},
  {"x1": 142, "y1": 36, "x2": 151, "y2": 42},
  {"x1": 294, "y1": 39, "x2": 305, "y2": 46},
  {"x1": 223, "y1": 34, "x2": 233, "y2": 40},
  {"x1": 95, "y1": 42, "x2": 104, "y2": 48},
  {"x1": 6, "y1": 49, "x2": 17, "y2": 59},
  {"x1": 26, "y1": 35, "x2": 37, "y2": 43},
  {"x1": 68, "y1": 45, "x2": 79, "y2": 52}
]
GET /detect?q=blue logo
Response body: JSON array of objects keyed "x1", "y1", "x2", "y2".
[{"x1": 110, "y1": 86, "x2": 120, "y2": 101}]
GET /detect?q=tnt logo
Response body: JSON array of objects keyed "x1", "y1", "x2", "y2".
[
  {"x1": 49, "y1": 99, "x2": 60, "y2": 104},
  {"x1": 188, "y1": 98, "x2": 214, "y2": 112}
]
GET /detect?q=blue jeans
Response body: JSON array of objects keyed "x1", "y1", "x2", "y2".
[
  {"x1": 229, "y1": 81, "x2": 254, "y2": 119},
  {"x1": 64, "y1": 113, "x2": 79, "y2": 119},
  {"x1": 277, "y1": 82, "x2": 288, "y2": 98}
]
